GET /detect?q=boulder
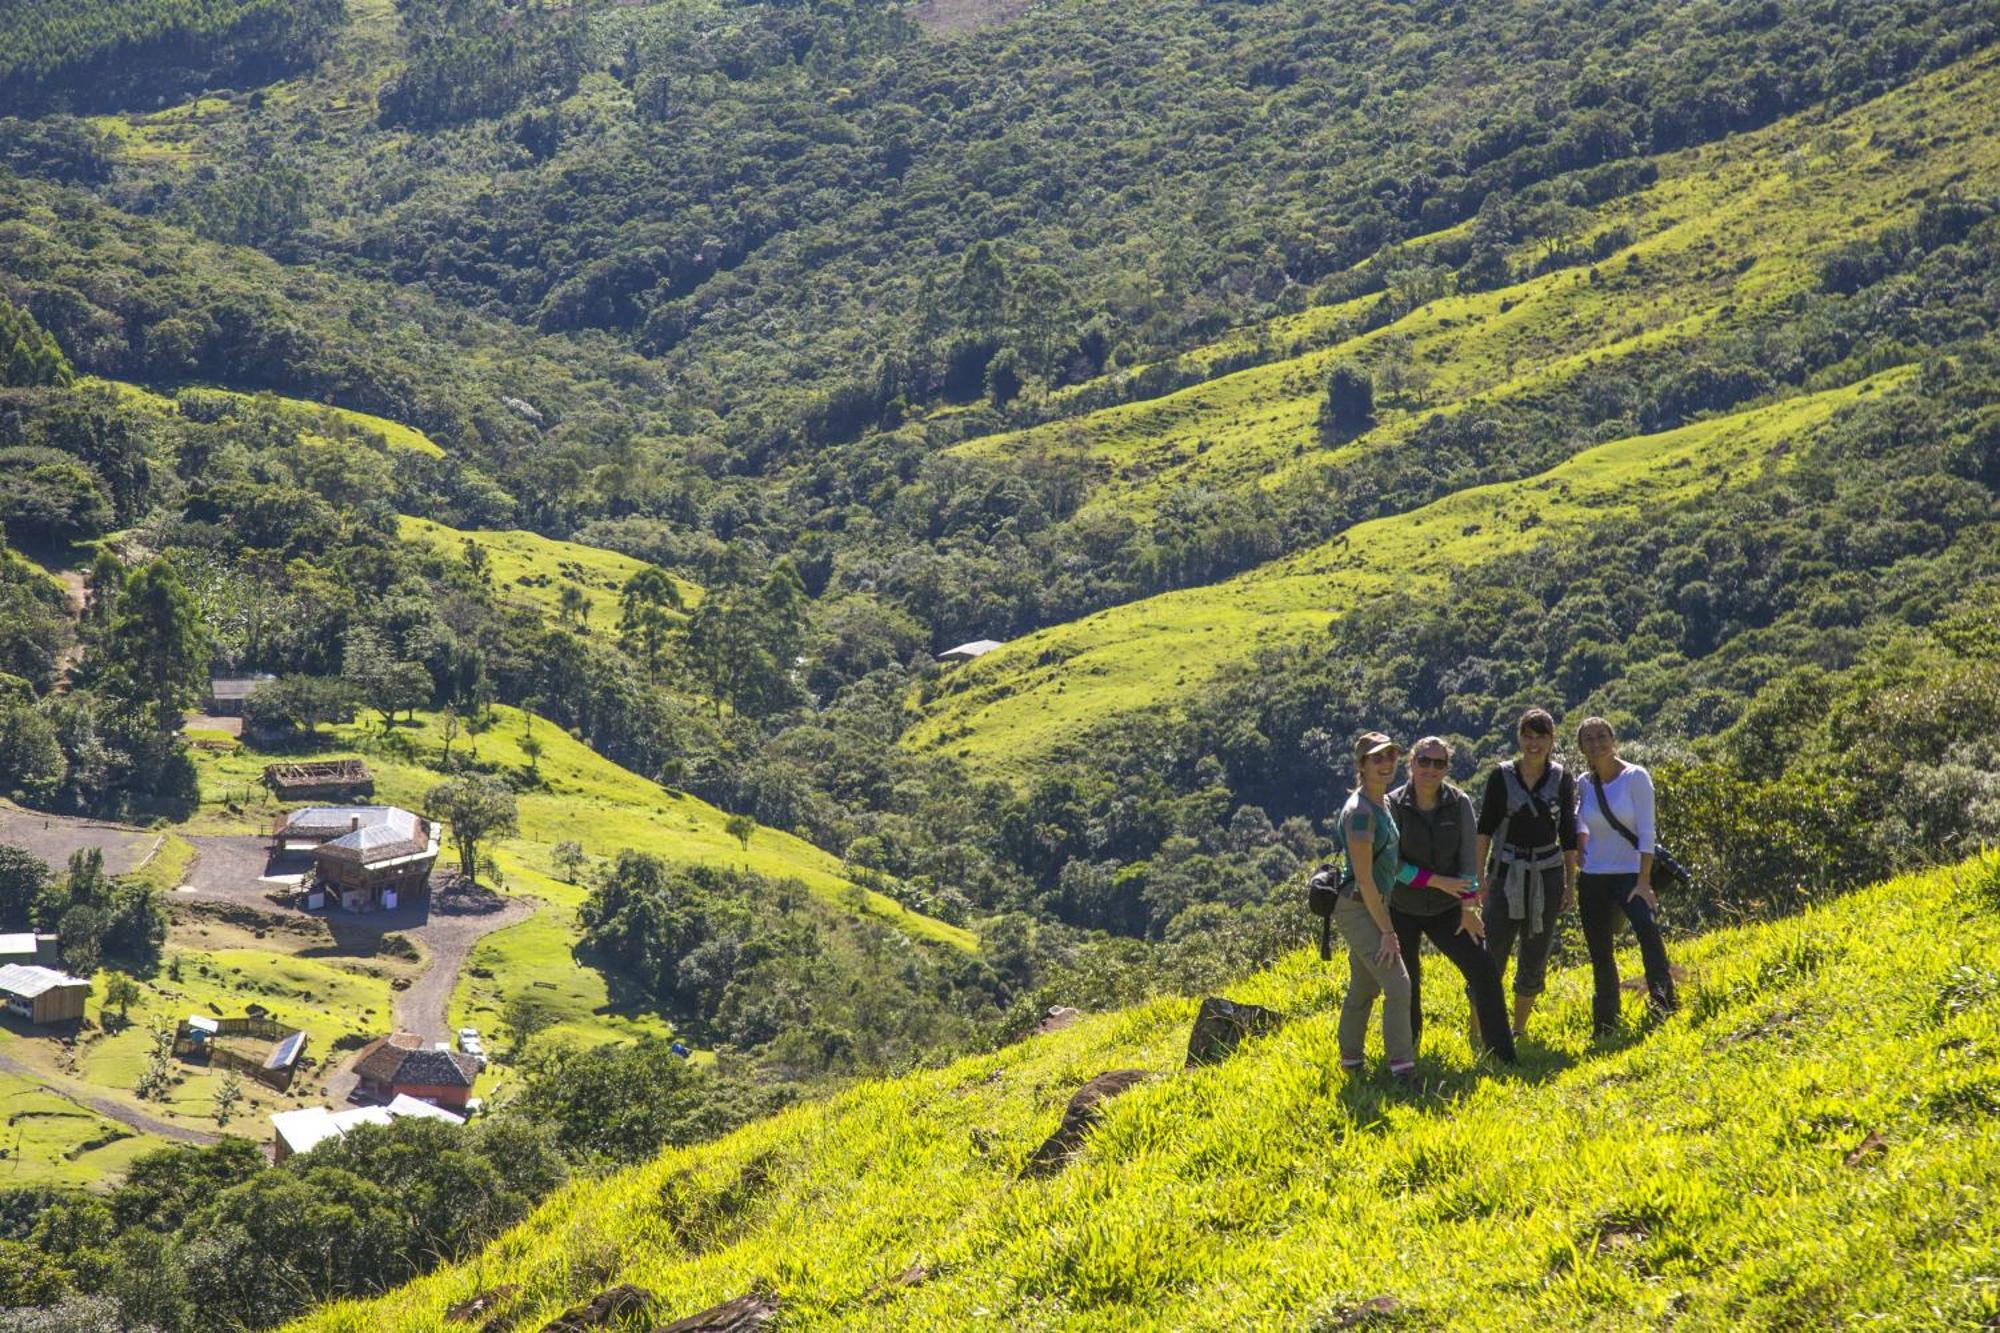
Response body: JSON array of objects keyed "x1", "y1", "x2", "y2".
[
  {"x1": 541, "y1": 1284, "x2": 655, "y2": 1330},
  {"x1": 652, "y1": 1292, "x2": 780, "y2": 1332},
  {"x1": 1183, "y1": 996, "x2": 1284, "y2": 1068},
  {"x1": 1018, "y1": 1069, "x2": 1152, "y2": 1179}
]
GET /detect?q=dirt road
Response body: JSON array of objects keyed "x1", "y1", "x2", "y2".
[{"x1": 0, "y1": 1047, "x2": 218, "y2": 1146}]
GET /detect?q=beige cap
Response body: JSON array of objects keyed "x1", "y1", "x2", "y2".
[{"x1": 1353, "y1": 731, "x2": 1400, "y2": 763}]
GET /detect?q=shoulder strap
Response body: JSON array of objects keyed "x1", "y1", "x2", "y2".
[
  {"x1": 1590, "y1": 770, "x2": 1641, "y2": 850},
  {"x1": 1503, "y1": 761, "x2": 1556, "y2": 826}
]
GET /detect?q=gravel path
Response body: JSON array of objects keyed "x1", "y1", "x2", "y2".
[
  {"x1": 180, "y1": 838, "x2": 532, "y2": 1102},
  {"x1": 0, "y1": 1047, "x2": 218, "y2": 1146}
]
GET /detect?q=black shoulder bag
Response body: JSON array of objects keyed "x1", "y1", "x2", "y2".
[
  {"x1": 1306, "y1": 861, "x2": 1351, "y2": 961},
  {"x1": 1589, "y1": 770, "x2": 1690, "y2": 894}
]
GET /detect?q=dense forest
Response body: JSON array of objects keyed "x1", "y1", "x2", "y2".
[{"x1": 0, "y1": 0, "x2": 1997, "y2": 1326}]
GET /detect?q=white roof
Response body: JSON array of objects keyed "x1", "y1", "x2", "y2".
[
  {"x1": 0, "y1": 934, "x2": 38, "y2": 957},
  {"x1": 0, "y1": 963, "x2": 89, "y2": 999},
  {"x1": 186, "y1": 1015, "x2": 220, "y2": 1034},
  {"x1": 940, "y1": 639, "x2": 1004, "y2": 659},
  {"x1": 270, "y1": 1095, "x2": 464, "y2": 1155},
  {"x1": 285, "y1": 806, "x2": 420, "y2": 839}
]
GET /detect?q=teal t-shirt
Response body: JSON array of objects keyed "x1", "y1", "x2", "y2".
[{"x1": 1339, "y1": 789, "x2": 1401, "y2": 898}]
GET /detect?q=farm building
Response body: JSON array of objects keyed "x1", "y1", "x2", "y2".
[
  {"x1": 173, "y1": 1015, "x2": 310, "y2": 1090},
  {"x1": 0, "y1": 964, "x2": 91, "y2": 1025},
  {"x1": 272, "y1": 806, "x2": 440, "y2": 912},
  {"x1": 351, "y1": 1032, "x2": 480, "y2": 1108},
  {"x1": 263, "y1": 759, "x2": 374, "y2": 802},
  {"x1": 206, "y1": 674, "x2": 275, "y2": 716},
  {"x1": 0, "y1": 933, "x2": 58, "y2": 966},
  {"x1": 269, "y1": 1094, "x2": 465, "y2": 1163},
  {"x1": 939, "y1": 638, "x2": 1004, "y2": 662}
]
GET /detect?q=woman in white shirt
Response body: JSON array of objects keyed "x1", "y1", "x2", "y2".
[{"x1": 1575, "y1": 716, "x2": 1679, "y2": 1037}]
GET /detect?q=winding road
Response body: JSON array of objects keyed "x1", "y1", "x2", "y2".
[{"x1": 0, "y1": 1048, "x2": 218, "y2": 1146}]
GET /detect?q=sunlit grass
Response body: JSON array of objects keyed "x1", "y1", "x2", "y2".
[{"x1": 292, "y1": 855, "x2": 2000, "y2": 1330}]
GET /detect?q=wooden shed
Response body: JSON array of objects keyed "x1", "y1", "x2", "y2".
[{"x1": 0, "y1": 964, "x2": 91, "y2": 1025}]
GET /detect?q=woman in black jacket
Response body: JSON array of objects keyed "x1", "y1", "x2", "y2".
[
  {"x1": 1474, "y1": 707, "x2": 1579, "y2": 1041},
  {"x1": 1389, "y1": 736, "x2": 1516, "y2": 1064}
]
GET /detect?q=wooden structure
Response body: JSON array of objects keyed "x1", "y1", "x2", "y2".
[
  {"x1": 272, "y1": 806, "x2": 439, "y2": 913},
  {"x1": 0, "y1": 933, "x2": 57, "y2": 966},
  {"x1": 173, "y1": 1015, "x2": 309, "y2": 1090},
  {"x1": 351, "y1": 1032, "x2": 479, "y2": 1109},
  {"x1": 0, "y1": 964, "x2": 90, "y2": 1025},
  {"x1": 263, "y1": 759, "x2": 374, "y2": 802}
]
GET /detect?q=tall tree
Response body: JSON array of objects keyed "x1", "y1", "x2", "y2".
[{"x1": 424, "y1": 776, "x2": 519, "y2": 882}]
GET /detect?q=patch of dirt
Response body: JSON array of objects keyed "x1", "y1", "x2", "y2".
[{"x1": 0, "y1": 802, "x2": 155, "y2": 876}]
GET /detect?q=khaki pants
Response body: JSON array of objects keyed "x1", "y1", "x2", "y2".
[{"x1": 1334, "y1": 893, "x2": 1415, "y2": 1071}]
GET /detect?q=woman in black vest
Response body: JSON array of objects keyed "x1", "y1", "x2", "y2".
[
  {"x1": 1388, "y1": 736, "x2": 1516, "y2": 1064},
  {"x1": 1474, "y1": 707, "x2": 1579, "y2": 1041}
]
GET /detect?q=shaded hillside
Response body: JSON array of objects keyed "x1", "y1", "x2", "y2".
[{"x1": 291, "y1": 855, "x2": 2000, "y2": 1330}]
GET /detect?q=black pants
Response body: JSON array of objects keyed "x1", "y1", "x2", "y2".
[
  {"x1": 1483, "y1": 866, "x2": 1565, "y2": 998},
  {"x1": 1392, "y1": 906, "x2": 1517, "y2": 1064},
  {"x1": 1577, "y1": 872, "x2": 1678, "y2": 1034}
]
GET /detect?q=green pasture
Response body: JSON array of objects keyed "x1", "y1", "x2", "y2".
[
  {"x1": 955, "y1": 48, "x2": 2000, "y2": 521},
  {"x1": 909, "y1": 369, "x2": 1913, "y2": 776},
  {"x1": 292, "y1": 855, "x2": 2000, "y2": 1330},
  {"x1": 69, "y1": 949, "x2": 398, "y2": 1128},
  {"x1": 186, "y1": 704, "x2": 974, "y2": 949},
  {"x1": 397, "y1": 516, "x2": 701, "y2": 628},
  {"x1": 0, "y1": 1070, "x2": 156, "y2": 1190},
  {"x1": 445, "y1": 904, "x2": 677, "y2": 1100}
]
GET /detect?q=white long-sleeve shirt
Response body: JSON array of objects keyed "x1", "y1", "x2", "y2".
[{"x1": 1579, "y1": 764, "x2": 1655, "y2": 875}]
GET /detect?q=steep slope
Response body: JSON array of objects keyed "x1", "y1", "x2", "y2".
[
  {"x1": 291, "y1": 855, "x2": 2000, "y2": 1330},
  {"x1": 910, "y1": 370, "x2": 1908, "y2": 772},
  {"x1": 907, "y1": 46, "x2": 2000, "y2": 776}
]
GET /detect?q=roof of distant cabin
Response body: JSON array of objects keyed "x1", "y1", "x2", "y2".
[
  {"x1": 0, "y1": 963, "x2": 89, "y2": 999},
  {"x1": 270, "y1": 1095, "x2": 464, "y2": 1156},
  {"x1": 208, "y1": 674, "x2": 275, "y2": 698},
  {"x1": 940, "y1": 638, "x2": 1004, "y2": 659},
  {"x1": 351, "y1": 1033, "x2": 478, "y2": 1088},
  {"x1": 0, "y1": 934, "x2": 38, "y2": 957}
]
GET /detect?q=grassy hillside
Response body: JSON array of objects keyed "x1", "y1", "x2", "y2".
[
  {"x1": 909, "y1": 369, "x2": 1910, "y2": 773},
  {"x1": 187, "y1": 705, "x2": 974, "y2": 949},
  {"x1": 0, "y1": 1071, "x2": 156, "y2": 1189},
  {"x1": 292, "y1": 854, "x2": 2000, "y2": 1329},
  {"x1": 397, "y1": 516, "x2": 700, "y2": 629},
  {"x1": 906, "y1": 45, "x2": 2000, "y2": 776}
]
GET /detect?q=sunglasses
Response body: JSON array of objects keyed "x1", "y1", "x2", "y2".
[{"x1": 1412, "y1": 755, "x2": 1450, "y2": 769}]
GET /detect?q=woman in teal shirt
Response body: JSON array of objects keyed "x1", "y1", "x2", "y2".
[{"x1": 1334, "y1": 731, "x2": 1417, "y2": 1084}]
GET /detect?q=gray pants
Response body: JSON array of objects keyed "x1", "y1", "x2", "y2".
[{"x1": 1334, "y1": 893, "x2": 1415, "y2": 1071}]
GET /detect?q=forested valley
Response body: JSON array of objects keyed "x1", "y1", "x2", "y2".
[{"x1": 0, "y1": 0, "x2": 1996, "y2": 1327}]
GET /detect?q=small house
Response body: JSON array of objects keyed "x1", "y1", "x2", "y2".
[
  {"x1": 0, "y1": 963, "x2": 90, "y2": 1025},
  {"x1": 939, "y1": 639, "x2": 1003, "y2": 663},
  {"x1": 350, "y1": 1032, "x2": 479, "y2": 1109},
  {"x1": 206, "y1": 674, "x2": 276, "y2": 716},
  {"x1": 269, "y1": 1094, "x2": 465, "y2": 1163},
  {"x1": 273, "y1": 806, "x2": 439, "y2": 912},
  {"x1": 0, "y1": 933, "x2": 57, "y2": 966}
]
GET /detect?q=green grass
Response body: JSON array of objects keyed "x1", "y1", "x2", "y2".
[
  {"x1": 72, "y1": 949, "x2": 400, "y2": 1125},
  {"x1": 185, "y1": 704, "x2": 974, "y2": 950},
  {"x1": 908, "y1": 368, "x2": 1913, "y2": 776},
  {"x1": 290, "y1": 855, "x2": 2000, "y2": 1329},
  {"x1": 954, "y1": 49, "x2": 2000, "y2": 522},
  {"x1": 117, "y1": 833, "x2": 196, "y2": 894},
  {"x1": 0, "y1": 1070, "x2": 156, "y2": 1190},
  {"x1": 98, "y1": 378, "x2": 447, "y2": 456},
  {"x1": 445, "y1": 905, "x2": 676, "y2": 1100},
  {"x1": 397, "y1": 515, "x2": 702, "y2": 628}
]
